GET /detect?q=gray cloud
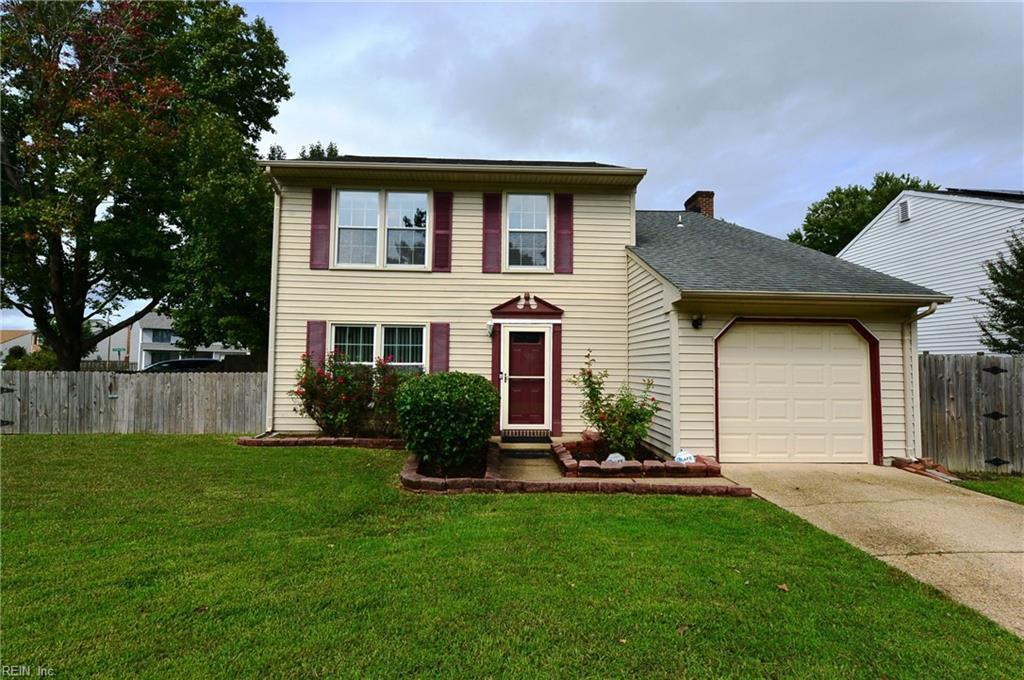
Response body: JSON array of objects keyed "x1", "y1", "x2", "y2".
[{"x1": 257, "y1": 1, "x2": 1022, "y2": 238}]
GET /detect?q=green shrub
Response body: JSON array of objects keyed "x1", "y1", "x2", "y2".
[
  {"x1": 395, "y1": 371, "x2": 499, "y2": 472},
  {"x1": 2, "y1": 348, "x2": 59, "y2": 371},
  {"x1": 570, "y1": 350, "x2": 660, "y2": 458},
  {"x1": 291, "y1": 351, "x2": 372, "y2": 436}
]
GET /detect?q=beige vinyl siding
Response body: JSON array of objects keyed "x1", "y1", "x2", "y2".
[
  {"x1": 840, "y1": 193, "x2": 1023, "y2": 353},
  {"x1": 626, "y1": 257, "x2": 674, "y2": 454},
  {"x1": 270, "y1": 183, "x2": 633, "y2": 432},
  {"x1": 676, "y1": 313, "x2": 911, "y2": 459}
]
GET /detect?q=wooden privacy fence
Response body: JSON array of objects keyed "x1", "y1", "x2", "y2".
[
  {"x1": 919, "y1": 354, "x2": 1023, "y2": 474},
  {"x1": 0, "y1": 371, "x2": 266, "y2": 435}
]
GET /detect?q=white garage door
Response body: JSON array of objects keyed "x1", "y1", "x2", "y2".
[{"x1": 718, "y1": 323, "x2": 872, "y2": 463}]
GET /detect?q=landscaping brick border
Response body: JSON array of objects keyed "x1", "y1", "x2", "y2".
[
  {"x1": 237, "y1": 435, "x2": 405, "y2": 449},
  {"x1": 399, "y1": 444, "x2": 750, "y2": 497},
  {"x1": 552, "y1": 442, "x2": 721, "y2": 478}
]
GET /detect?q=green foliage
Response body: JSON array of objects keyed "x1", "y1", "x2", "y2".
[
  {"x1": 291, "y1": 352, "x2": 373, "y2": 437},
  {"x1": 0, "y1": 1, "x2": 291, "y2": 368},
  {"x1": 299, "y1": 141, "x2": 341, "y2": 160},
  {"x1": 570, "y1": 350, "x2": 660, "y2": 458},
  {"x1": 5, "y1": 345, "x2": 27, "y2": 360},
  {"x1": 787, "y1": 172, "x2": 939, "y2": 255},
  {"x1": 2, "y1": 348, "x2": 58, "y2": 371},
  {"x1": 978, "y1": 231, "x2": 1024, "y2": 354},
  {"x1": 370, "y1": 357, "x2": 417, "y2": 438},
  {"x1": 395, "y1": 372, "x2": 499, "y2": 471}
]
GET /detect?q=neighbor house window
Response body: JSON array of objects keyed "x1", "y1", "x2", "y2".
[
  {"x1": 383, "y1": 326, "x2": 424, "y2": 371},
  {"x1": 150, "y1": 329, "x2": 174, "y2": 343},
  {"x1": 336, "y1": 190, "x2": 379, "y2": 265},
  {"x1": 333, "y1": 325, "x2": 375, "y2": 363},
  {"x1": 385, "y1": 192, "x2": 428, "y2": 265},
  {"x1": 507, "y1": 194, "x2": 549, "y2": 268}
]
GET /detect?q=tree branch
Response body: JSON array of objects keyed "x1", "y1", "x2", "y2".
[{"x1": 86, "y1": 297, "x2": 162, "y2": 347}]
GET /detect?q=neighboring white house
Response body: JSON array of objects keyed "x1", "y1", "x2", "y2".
[
  {"x1": 130, "y1": 313, "x2": 250, "y2": 369},
  {"x1": 84, "y1": 319, "x2": 133, "y2": 364},
  {"x1": 0, "y1": 330, "x2": 36, "y2": 360},
  {"x1": 838, "y1": 188, "x2": 1024, "y2": 354}
]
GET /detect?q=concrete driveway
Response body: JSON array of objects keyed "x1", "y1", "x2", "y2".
[{"x1": 722, "y1": 464, "x2": 1024, "y2": 638}]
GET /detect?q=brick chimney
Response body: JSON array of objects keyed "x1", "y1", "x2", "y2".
[{"x1": 684, "y1": 190, "x2": 714, "y2": 218}]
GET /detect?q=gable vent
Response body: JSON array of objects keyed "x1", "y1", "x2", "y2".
[{"x1": 898, "y1": 200, "x2": 910, "y2": 223}]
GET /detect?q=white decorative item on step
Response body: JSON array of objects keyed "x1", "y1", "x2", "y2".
[
  {"x1": 606, "y1": 453, "x2": 626, "y2": 463},
  {"x1": 674, "y1": 451, "x2": 696, "y2": 464}
]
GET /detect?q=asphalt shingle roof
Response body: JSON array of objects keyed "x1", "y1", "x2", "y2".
[
  {"x1": 284, "y1": 155, "x2": 623, "y2": 168},
  {"x1": 631, "y1": 210, "x2": 947, "y2": 299}
]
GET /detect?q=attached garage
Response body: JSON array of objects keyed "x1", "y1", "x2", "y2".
[
  {"x1": 627, "y1": 207, "x2": 952, "y2": 465},
  {"x1": 716, "y1": 321, "x2": 878, "y2": 464}
]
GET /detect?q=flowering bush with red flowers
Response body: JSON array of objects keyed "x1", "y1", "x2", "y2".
[
  {"x1": 291, "y1": 351, "x2": 373, "y2": 436},
  {"x1": 369, "y1": 355, "x2": 418, "y2": 437},
  {"x1": 570, "y1": 349, "x2": 660, "y2": 458}
]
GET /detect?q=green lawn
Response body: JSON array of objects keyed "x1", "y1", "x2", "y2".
[
  {"x1": 2, "y1": 436, "x2": 1022, "y2": 678},
  {"x1": 955, "y1": 473, "x2": 1024, "y2": 506}
]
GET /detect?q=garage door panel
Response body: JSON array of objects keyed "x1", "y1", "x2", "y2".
[{"x1": 718, "y1": 323, "x2": 872, "y2": 463}]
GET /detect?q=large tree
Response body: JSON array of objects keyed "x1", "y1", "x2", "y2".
[
  {"x1": 978, "y1": 231, "x2": 1024, "y2": 355},
  {"x1": 788, "y1": 172, "x2": 939, "y2": 255},
  {"x1": 0, "y1": 1, "x2": 290, "y2": 369}
]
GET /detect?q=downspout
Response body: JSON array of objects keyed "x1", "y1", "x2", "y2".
[
  {"x1": 261, "y1": 167, "x2": 283, "y2": 436},
  {"x1": 901, "y1": 303, "x2": 938, "y2": 460}
]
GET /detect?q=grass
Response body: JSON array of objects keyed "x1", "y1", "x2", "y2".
[
  {"x1": 955, "y1": 472, "x2": 1024, "y2": 505},
  {"x1": 2, "y1": 435, "x2": 1022, "y2": 679}
]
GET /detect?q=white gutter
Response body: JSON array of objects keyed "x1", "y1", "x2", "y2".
[
  {"x1": 910, "y1": 302, "x2": 939, "y2": 322},
  {"x1": 901, "y1": 302, "x2": 939, "y2": 461},
  {"x1": 263, "y1": 169, "x2": 282, "y2": 433}
]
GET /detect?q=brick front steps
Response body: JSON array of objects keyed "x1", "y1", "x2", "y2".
[
  {"x1": 237, "y1": 436, "x2": 404, "y2": 449},
  {"x1": 552, "y1": 442, "x2": 721, "y2": 478}
]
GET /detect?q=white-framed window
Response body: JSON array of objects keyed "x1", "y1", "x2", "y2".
[
  {"x1": 334, "y1": 189, "x2": 430, "y2": 268},
  {"x1": 335, "y1": 190, "x2": 380, "y2": 266},
  {"x1": 506, "y1": 193, "x2": 550, "y2": 269},
  {"x1": 330, "y1": 323, "x2": 426, "y2": 372},
  {"x1": 333, "y1": 325, "x2": 375, "y2": 363},
  {"x1": 385, "y1": 192, "x2": 428, "y2": 266}
]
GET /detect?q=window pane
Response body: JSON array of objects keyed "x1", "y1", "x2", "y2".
[
  {"x1": 386, "y1": 228, "x2": 426, "y2": 265},
  {"x1": 386, "y1": 192, "x2": 428, "y2": 229},
  {"x1": 508, "y1": 231, "x2": 547, "y2": 267},
  {"x1": 383, "y1": 326, "x2": 423, "y2": 365},
  {"x1": 333, "y1": 326, "x2": 374, "y2": 363},
  {"x1": 507, "y1": 194, "x2": 548, "y2": 231},
  {"x1": 337, "y1": 227, "x2": 377, "y2": 265},
  {"x1": 337, "y1": 191, "x2": 379, "y2": 227}
]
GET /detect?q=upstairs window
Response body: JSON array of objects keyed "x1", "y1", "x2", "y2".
[
  {"x1": 336, "y1": 191, "x2": 379, "y2": 265},
  {"x1": 385, "y1": 192, "x2": 428, "y2": 265},
  {"x1": 506, "y1": 194, "x2": 549, "y2": 268}
]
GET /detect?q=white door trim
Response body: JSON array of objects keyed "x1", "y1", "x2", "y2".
[{"x1": 499, "y1": 323, "x2": 553, "y2": 430}]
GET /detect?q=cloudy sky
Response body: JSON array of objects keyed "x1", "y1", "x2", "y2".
[
  {"x1": 250, "y1": 1, "x2": 1022, "y2": 233},
  {"x1": 3, "y1": 2, "x2": 1021, "y2": 329}
]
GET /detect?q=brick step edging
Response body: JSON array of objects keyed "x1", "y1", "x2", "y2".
[{"x1": 399, "y1": 456, "x2": 751, "y2": 497}]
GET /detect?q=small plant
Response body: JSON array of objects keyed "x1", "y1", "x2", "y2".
[
  {"x1": 395, "y1": 371, "x2": 499, "y2": 473},
  {"x1": 291, "y1": 351, "x2": 372, "y2": 436},
  {"x1": 570, "y1": 349, "x2": 659, "y2": 458}
]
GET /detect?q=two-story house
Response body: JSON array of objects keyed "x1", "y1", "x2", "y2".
[
  {"x1": 262, "y1": 156, "x2": 949, "y2": 465},
  {"x1": 131, "y1": 313, "x2": 251, "y2": 369},
  {"x1": 838, "y1": 188, "x2": 1024, "y2": 354}
]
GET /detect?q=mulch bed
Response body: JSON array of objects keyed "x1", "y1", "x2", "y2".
[{"x1": 553, "y1": 439, "x2": 721, "y2": 478}]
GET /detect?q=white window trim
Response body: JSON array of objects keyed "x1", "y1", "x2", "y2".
[
  {"x1": 502, "y1": 191, "x2": 554, "y2": 273},
  {"x1": 328, "y1": 322, "x2": 429, "y2": 371},
  {"x1": 331, "y1": 188, "x2": 433, "y2": 271}
]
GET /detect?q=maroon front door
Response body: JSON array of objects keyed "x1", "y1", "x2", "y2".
[{"x1": 507, "y1": 331, "x2": 545, "y2": 425}]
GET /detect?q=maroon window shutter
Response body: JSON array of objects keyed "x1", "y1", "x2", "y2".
[
  {"x1": 306, "y1": 320, "x2": 327, "y2": 367},
  {"x1": 429, "y1": 323, "x2": 450, "y2": 372},
  {"x1": 310, "y1": 188, "x2": 331, "y2": 269},
  {"x1": 554, "y1": 193, "x2": 573, "y2": 274},
  {"x1": 432, "y1": 192, "x2": 453, "y2": 272},
  {"x1": 482, "y1": 192, "x2": 502, "y2": 273}
]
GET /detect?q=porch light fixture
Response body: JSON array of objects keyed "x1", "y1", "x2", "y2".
[
  {"x1": 486, "y1": 320, "x2": 495, "y2": 337},
  {"x1": 691, "y1": 314, "x2": 705, "y2": 330}
]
